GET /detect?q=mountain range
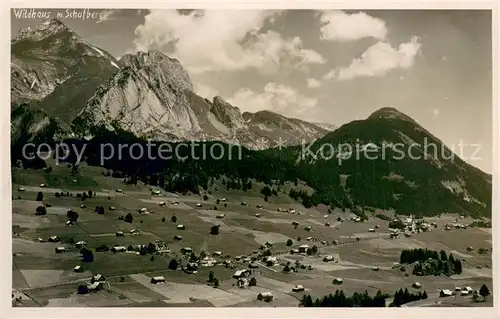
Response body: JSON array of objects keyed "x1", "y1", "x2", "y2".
[
  {"x1": 11, "y1": 19, "x2": 334, "y2": 148},
  {"x1": 10, "y1": 19, "x2": 492, "y2": 217}
]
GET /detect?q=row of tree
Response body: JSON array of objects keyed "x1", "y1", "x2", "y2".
[
  {"x1": 300, "y1": 289, "x2": 389, "y2": 307},
  {"x1": 391, "y1": 288, "x2": 427, "y2": 307},
  {"x1": 400, "y1": 248, "x2": 462, "y2": 276}
]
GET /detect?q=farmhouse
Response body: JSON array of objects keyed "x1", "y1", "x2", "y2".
[
  {"x1": 292, "y1": 221, "x2": 299, "y2": 226},
  {"x1": 241, "y1": 202, "x2": 247, "y2": 206},
  {"x1": 111, "y1": 246, "x2": 127, "y2": 253},
  {"x1": 256, "y1": 204, "x2": 263, "y2": 209},
  {"x1": 18, "y1": 187, "x2": 25, "y2": 192},
  {"x1": 177, "y1": 224, "x2": 186, "y2": 230},
  {"x1": 181, "y1": 247, "x2": 192, "y2": 254},
  {"x1": 212, "y1": 251, "x2": 222, "y2": 257},
  {"x1": 150, "y1": 276, "x2": 165, "y2": 284},
  {"x1": 323, "y1": 255, "x2": 334, "y2": 262},
  {"x1": 196, "y1": 203, "x2": 202, "y2": 207},
  {"x1": 40, "y1": 183, "x2": 46, "y2": 187},
  {"x1": 55, "y1": 247, "x2": 66, "y2": 253},
  {"x1": 368, "y1": 228, "x2": 375, "y2": 232},
  {"x1": 109, "y1": 206, "x2": 116, "y2": 211},
  {"x1": 116, "y1": 189, "x2": 123, "y2": 193},
  {"x1": 257, "y1": 292, "x2": 273, "y2": 302},
  {"x1": 74, "y1": 265, "x2": 84, "y2": 273},
  {"x1": 216, "y1": 214, "x2": 226, "y2": 219},
  {"x1": 172, "y1": 201, "x2": 180, "y2": 206},
  {"x1": 304, "y1": 226, "x2": 312, "y2": 231},
  {"x1": 412, "y1": 282, "x2": 421, "y2": 289},
  {"x1": 460, "y1": 290, "x2": 469, "y2": 296},
  {"x1": 255, "y1": 213, "x2": 261, "y2": 217},
  {"x1": 66, "y1": 220, "x2": 75, "y2": 226},
  {"x1": 333, "y1": 278, "x2": 343, "y2": 284},
  {"x1": 80, "y1": 204, "x2": 86, "y2": 208},
  {"x1": 292, "y1": 285, "x2": 305, "y2": 292},
  {"x1": 174, "y1": 235, "x2": 183, "y2": 241},
  {"x1": 233, "y1": 269, "x2": 251, "y2": 279},
  {"x1": 93, "y1": 274, "x2": 106, "y2": 282},
  {"x1": 324, "y1": 215, "x2": 328, "y2": 218},
  {"x1": 159, "y1": 202, "x2": 166, "y2": 207},
  {"x1": 298, "y1": 244, "x2": 309, "y2": 253},
  {"x1": 439, "y1": 289, "x2": 453, "y2": 297},
  {"x1": 221, "y1": 198, "x2": 227, "y2": 202},
  {"x1": 75, "y1": 241, "x2": 87, "y2": 248},
  {"x1": 130, "y1": 229, "x2": 140, "y2": 235},
  {"x1": 116, "y1": 231, "x2": 124, "y2": 237},
  {"x1": 463, "y1": 286, "x2": 474, "y2": 294},
  {"x1": 48, "y1": 236, "x2": 60, "y2": 242},
  {"x1": 289, "y1": 209, "x2": 296, "y2": 214},
  {"x1": 467, "y1": 246, "x2": 474, "y2": 252},
  {"x1": 266, "y1": 256, "x2": 278, "y2": 265},
  {"x1": 372, "y1": 267, "x2": 380, "y2": 271},
  {"x1": 332, "y1": 240, "x2": 339, "y2": 245},
  {"x1": 151, "y1": 190, "x2": 161, "y2": 195}
]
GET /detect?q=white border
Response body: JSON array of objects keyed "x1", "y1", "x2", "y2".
[{"x1": 1, "y1": 1, "x2": 498, "y2": 319}]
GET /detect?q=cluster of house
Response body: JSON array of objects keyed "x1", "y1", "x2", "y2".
[
  {"x1": 277, "y1": 208, "x2": 304, "y2": 215},
  {"x1": 439, "y1": 286, "x2": 475, "y2": 297}
]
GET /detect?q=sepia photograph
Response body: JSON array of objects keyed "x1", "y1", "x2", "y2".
[{"x1": 7, "y1": 5, "x2": 497, "y2": 312}]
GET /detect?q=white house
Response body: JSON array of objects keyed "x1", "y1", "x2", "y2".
[
  {"x1": 463, "y1": 286, "x2": 474, "y2": 294},
  {"x1": 109, "y1": 206, "x2": 116, "y2": 211},
  {"x1": 412, "y1": 282, "x2": 421, "y2": 289},
  {"x1": 233, "y1": 269, "x2": 251, "y2": 279},
  {"x1": 177, "y1": 224, "x2": 186, "y2": 230},
  {"x1": 150, "y1": 276, "x2": 165, "y2": 284},
  {"x1": 196, "y1": 203, "x2": 202, "y2": 207},
  {"x1": 55, "y1": 247, "x2": 66, "y2": 253},
  {"x1": 75, "y1": 241, "x2": 87, "y2": 248},
  {"x1": 151, "y1": 190, "x2": 161, "y2": 195},
  {"x1": 18, "y1": 187, "x2": 25, "y2": 192},
  {"x1": 292, "y1": 285, "x2": 305, "y2": 292},
  {"x1": 111, "y1": 246, "x2": 127, "y2": 253},
  {"x1": 440, "y1": 289, "x2": 453, "y2": 297},
  {"x1": 298, "y1": 244, "x2": 309, "y2": 253},
  {"x1": 368, "y1": 228, "x2": 375, "y2": 232},
  {"x1": 74, "y1": 265, "x2": 83, "y2": 273},
  {"x1": 323, "y1": 255, "x2": 334, "y2": 262},
  {"x1": 216, "y1": 214, "x2": 226, "y2": 219},
  {"x1": 159, "y1": 202, "x2": 166, "y2": 207},
  {"x1": 333, "y1": 278, "x2": 343, "y2": 284},
  {"x1": 257, "y1": 292, "x2": 274, "y2": 302},
  {"x1": 266, "y1": 256, "x2": 277, "y2": 265},
  {"x1": 48, "y1": 235, "x2": 60, "y2": 242},
  {"x1": 116, "y1": 231, "x2": 124, "y2": 236},
  {"x1": 255, "y1": 213, "x2": 261, "y2": 217}
]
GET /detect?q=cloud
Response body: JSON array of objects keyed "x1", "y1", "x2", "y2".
[
  {"x1": 319, "y1": 10, "x2": 387, "y2": 41},
  {"x1": 306, "y1": 78, "x2": 321, "y2": 88},
  {"x1": 228, "y1": 83, "x2": 318, "y2": 116},
  {"x1": 132, "y1": 10, "x2": 325, "y2": 74},
  {"x1": 97, "y1": 9, "x2": 121, "y2": 23},
  {"x1": 333, "y1": 36, "x2": 422, "y2": 81},
  {"x1": 195, "y1": 83, "x2": 219, "y2": 99}
]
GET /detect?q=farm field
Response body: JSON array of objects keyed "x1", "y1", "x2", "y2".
[{"x1": 11, "y1": 164, "x2": 494, "y2": 308}]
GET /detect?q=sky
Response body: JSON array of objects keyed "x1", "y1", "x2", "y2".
[{"x1": 11, "y1": 9, "x2": 493, "y2": 173}]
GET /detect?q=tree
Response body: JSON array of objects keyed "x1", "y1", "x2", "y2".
[
  {"x1": 35, "y1": 206, "x2": 47, "y2": 216},
  {"x1": 454, "y1": 259, "x2": 462, "y2": 274},
  {"x1": 203, "y1": 194, "x2": 208, "y2": 201},
  {"x1": 80, "y1": 247, "x2": 94, "y2": 262},
  {"x1": 208, "y1": 271, "x2": 215, "y2": 283},
  {"x1": 422, "y1": 291, "x2": 428, "y2": 300},
  {"x1": 213, "y1": 278, "x2": 219, "y2": 287},
  {"x1": 161, "y1": 217, "x2": 166, "y2": 222},
  {"x1": 168, "y1": 258, "x2": 179, "y2": 270},
  {"x1": 286, "y1": 239, "x2": 293, "y2": 246},
  {"x1": 36, "y1": 192, "x2": 43, "y2": 201},
  {"x1": 77, "y1": 284, "x2": 89, "y2": 294},
  {"x1": 479, "y1": 284, "x2": 490, "y2": 301},
  {"x1": 124, "y1": 213, "x2": 133, "y2": 223},
  {"x1": 171, "y1": 215, "x2": 177, "y2": 223},
  {"x1": 67, "y1": 210, "x2": 79, "y2": 222},
  {"x1": 88, "y1": 190, "x2": 93, "y2": 198},
  {"x1": 96, "y1": 206, "x2": 105, "y2": 215},
  {"x1": 249, "y1": 277, "x2": 257, "y2": 286},
  {"x1": 210, "y1": 225, "x2": 220, "y2": 235}
]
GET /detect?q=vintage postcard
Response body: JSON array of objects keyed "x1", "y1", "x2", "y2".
[{"x1": 3, "y1": 2, "x2": 498, "y2": 318}]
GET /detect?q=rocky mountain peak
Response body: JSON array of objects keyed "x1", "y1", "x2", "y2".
[
  {"x1": 119, "y1": 51, "x2": 193, "y2": 92},
  {"x1": 14, "y1": 18, "x2": 70, "y2": 42},
  {"x1": 368, "y1": 106, "x2": 416, "y2": 123}
]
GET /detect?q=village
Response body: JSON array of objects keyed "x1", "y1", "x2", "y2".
[{"x1": 11, "y1": 164, "x2": 493, "y2": 307}]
